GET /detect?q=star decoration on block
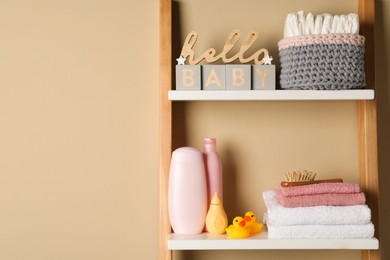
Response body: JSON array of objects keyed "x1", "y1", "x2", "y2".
[
  {"x1": 176, "y1": 55, "x2": 186, "y2": 65},
  {"x1": 263, "y1": 56, "x2": 273, "y2": 65}
]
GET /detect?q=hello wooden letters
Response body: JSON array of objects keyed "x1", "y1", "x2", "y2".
[{"x1": 181, "y1": 30, "x2": 270, "y2": 65}]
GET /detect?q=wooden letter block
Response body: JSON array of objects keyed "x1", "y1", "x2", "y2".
[
  {"x1": 252, "y1": 65, "x2": 276, "y2": 90},
  {"x1": 176, "y1": 65, "x2": 201, "y2": 90},
  {"x1": 226, "y1": 65, "x2": 251, "y2": 90},
  {"x1": 202, "y1": 65, "x2": 225, "y2": 90}
]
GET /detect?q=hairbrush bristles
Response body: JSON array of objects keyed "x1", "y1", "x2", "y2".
[{"x1": 284, "y1": 170, "x2": 317, "y2": 182}]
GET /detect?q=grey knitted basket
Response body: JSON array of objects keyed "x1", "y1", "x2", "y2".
[{"x1": 278, "y1": 34, "x2": 366, "y2": 90}]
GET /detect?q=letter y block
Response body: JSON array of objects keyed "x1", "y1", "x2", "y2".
[{"x1": 252, "y1": 65, "x2": 275, "y2": 90}]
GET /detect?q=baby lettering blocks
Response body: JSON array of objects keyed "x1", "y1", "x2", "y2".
[
  {"x1": 175, "y1": 65, "x2": 275, "y2": 90},
  {"x1": 176, "y1": 64, "x2": 275, "y2": 90}
]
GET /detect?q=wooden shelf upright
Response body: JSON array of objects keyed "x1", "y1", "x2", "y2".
[{"x1": 159, "y1": 0, "x2": 380, "y2": 259}]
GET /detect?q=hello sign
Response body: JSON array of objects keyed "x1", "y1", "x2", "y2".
[
  {"x1": 180, "y1": 29, "x2": 271, "y2": 65},
  {"x1": 175, "y1": 30, "x2": 275, "y2": 90}
]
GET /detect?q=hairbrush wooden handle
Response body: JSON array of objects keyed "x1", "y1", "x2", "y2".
[{"x1": 281, "y1": 178, "x2": 343, "y2": 187}]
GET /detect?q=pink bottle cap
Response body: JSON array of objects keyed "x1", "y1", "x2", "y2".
[{"x1": 204, "y1": 138, "x2": 216, "y2": 144}]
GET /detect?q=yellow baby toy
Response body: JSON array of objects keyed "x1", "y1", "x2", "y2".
[
  {"x1": 243, "y1": 211, "x2": 263, "y2": 234},
  {"x1": 225, "y1": 216, "x2": 250, "y2": 239}
]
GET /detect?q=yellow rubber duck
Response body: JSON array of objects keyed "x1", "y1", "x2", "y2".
[
  {"x1": 225, "y1": 216, "x2": 250, "y2": 239},
  {"x1": 243, "y1": 211, "x2": 263, "y2": 234}
]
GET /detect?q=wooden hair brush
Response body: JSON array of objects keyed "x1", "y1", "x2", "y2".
[{"x1": 281, "y1": 170, "x2": 343, "y2": 187}]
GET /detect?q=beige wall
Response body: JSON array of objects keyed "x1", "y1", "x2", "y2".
[
  {"x1": 0, "y1": 0, "x2": 159, "y2": 259},
  {"x1": 0, "y1": 0, "x2": 388, "y2": 260}
]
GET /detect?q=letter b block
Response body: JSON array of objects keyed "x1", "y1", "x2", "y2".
[
  {"x1": 176, "y1": 65, "x2": 201, "y2": 90},
  {"x1": 226, "y1": 65, "x2": 251, "y2": 90}
]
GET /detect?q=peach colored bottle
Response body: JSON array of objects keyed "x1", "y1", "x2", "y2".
[
  {"x1": 168, "y1": 147, "x2": 207, "y2": 235},
  {"x1": 205, "y1": 192, "x2": 228, "y2": 235},
  {"x1": 203, "y1": 138, "x2": 223, "y2": 205}
]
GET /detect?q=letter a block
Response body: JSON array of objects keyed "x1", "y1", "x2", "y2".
[
  {"x1": 252, "y1": 65, "x2": 275, "y2": 90},
  {"x1": 202, "y1": 65, "x2": 225, "y2": 90},
  {"x1": 226, "y1": 65, "x2": 251, "y2": 90},
  {"x1": 176, "y1": 65, "x2": 201, "y2": 90}
]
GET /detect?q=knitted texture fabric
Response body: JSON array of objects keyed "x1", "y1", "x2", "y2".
[{"x1": 279, "y1": 34, "x2": 366, "y2": 90}]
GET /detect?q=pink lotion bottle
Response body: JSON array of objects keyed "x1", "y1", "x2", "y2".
[
  {"x1": 168, "y1": 147, "x2": 207, "y2": 234},
  {"x1": 203, "y1": 138, "x2": 223, "y2": 205}
]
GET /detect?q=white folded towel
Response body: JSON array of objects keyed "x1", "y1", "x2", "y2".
[
  {"x1": 331, "y1": 15, "x2": 342, "y2": 33},
  {"x1": 263, "y1": 190, "x2": 371, "y2": 226},
  {"x1": 297, "y1": 10, "x2": 305, "y2": 36},
  {"x1": 313, "y1": 14, "x2": 323, "y2": 35},
  {"x1": 304, "y1": 12, "x2": 314, "y2": 35},
  {"x1": 322, "y1": 13, "x2": 333, "y2": 34},
  {"x1": 283, "y1": 11, "x2": 359, "y2": 38},
  {"x1": 284, "y1": 13, "x2": 299, "y2": 37},
  {"x1": 267, "y1": 223, "x2": 375, "y2": 239},
  {"x1": 349, "y1": 13, "x2": 360, "y2": 34}
]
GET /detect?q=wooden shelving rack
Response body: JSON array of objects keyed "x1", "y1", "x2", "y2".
[
  {"x1": 168, "y1": 90, "x2": 375, "y2": 101},
  {"x1": 159, "y1": 0, "x2": 380, "y2": 259},
  {"x1": 168, "y1": 232, "x2": 378, "y2": 250}
]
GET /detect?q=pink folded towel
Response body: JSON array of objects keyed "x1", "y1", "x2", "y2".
[
  {"x1": 275, "y1": 190, "x2": 366, "y2": 208},
  {"x1": 279, "y1": 182, "x2": 361, "y2": 197}
]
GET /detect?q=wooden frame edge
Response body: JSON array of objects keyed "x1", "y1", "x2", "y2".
[
  {"x1": 358, "y1": 0, "x2": 380, "y2": 259},
  {"x1": 159, "y1": 0, "x2": 172, "y2": 259}
]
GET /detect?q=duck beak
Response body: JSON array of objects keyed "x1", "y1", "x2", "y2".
[
  {"x1": 244, "y1": 216, "x2": 251, "y2": 222},
  {"x1": 239, "y1": 220, "x2": 246, "y2": 227}
]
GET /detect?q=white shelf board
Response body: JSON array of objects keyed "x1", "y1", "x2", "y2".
[
  {"x1": 168, "y1": 232, "x2": 379, "y2": 250},
  {"x1": 168, "y1": 90, "x2": 375, "y2": 101}
]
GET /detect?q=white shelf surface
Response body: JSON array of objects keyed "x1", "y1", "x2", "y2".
[
  {"x1": 168, "y1": 90, "x2": 375, "y2": 101},
  {"x1": 168, "y1": 232, "x2": 379, "y2": 250}
]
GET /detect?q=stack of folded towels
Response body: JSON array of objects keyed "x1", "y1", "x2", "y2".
[{"x1": 263, "y1": 183, "x2": 375, "y2": 239}]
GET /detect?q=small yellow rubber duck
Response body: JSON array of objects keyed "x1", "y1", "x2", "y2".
[
  {"x1": 225, "y1": 216, "x2": 250, "y2": 239},
  {"x1": 243, "y1": 211, "x2": 263, "y2": 234}
]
